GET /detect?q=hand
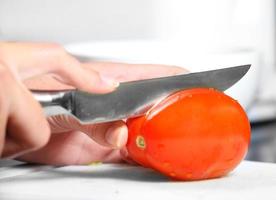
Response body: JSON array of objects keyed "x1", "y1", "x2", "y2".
[
  {"x1": 0, "y1": 42, "x2": 119, "y2": 159},
  {"x1": 20, "y1": 62, "x2": 187, "y2": 165}
]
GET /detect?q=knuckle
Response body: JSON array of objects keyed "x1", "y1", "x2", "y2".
[
  {"x1": 61, "y1": 54, "x2": 79, "y2": 67},
  {"x1": 50, "y1": 43, "x2": 68, "y2": 58},
  {"x1": 169, "y1": 65, "x2": 188, "y2": 74},
  {"x1": 38, "y1": 42, "x2": 67, "y2": 71},
  {"x1": 44, "y1": 42, "x2": 64, "y2": 52},
  {"x1": 51, "y1": 50, "x2": 79, "y2": 74}
]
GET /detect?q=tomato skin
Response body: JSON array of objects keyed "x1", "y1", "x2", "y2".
[
  {"x1": 126, "y1": 116, "x2": 150, "y2": 167},
  {"x1": 126, "y1": 88, "x2": 251, "y2": 180}
]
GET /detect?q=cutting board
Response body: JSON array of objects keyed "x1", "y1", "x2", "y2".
[{"x1": 0, "y1": 161, "x2": 276, "y2": 200}]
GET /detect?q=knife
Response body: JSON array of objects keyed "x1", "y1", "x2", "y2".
[{"x1": 32, "y1": 64, "x2": 250, "y2": 124}]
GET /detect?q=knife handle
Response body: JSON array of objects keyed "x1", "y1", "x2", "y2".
[
  {"x1": 31, "y1": 90, "x2": 81, "y2": 123},
  {"x1": 31, "y1": 90, "x2": 75, "y2": 115}
]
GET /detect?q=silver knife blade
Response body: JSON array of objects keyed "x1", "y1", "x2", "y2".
[{"x1": 33, "y1": 64, "x2": 250, "y2": 124}]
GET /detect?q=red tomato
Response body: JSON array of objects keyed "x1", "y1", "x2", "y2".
[{"x1": 126, "y1": 88, "x2": 250, "y2": 180}]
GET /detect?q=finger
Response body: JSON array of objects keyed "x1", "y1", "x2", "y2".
[
  {"x1": 2, "y1": 83, "x2": 50, "y2": 158},
  {"x1": 47, "y1": 115, "x2": 128, "y2": 148},
  {"x1": 50, "y1": 59, "x2": 119, "y2": 93},
  {"x1": 83, "y1": 62, "x2": 188, "y2": 82},
  {"x1": 23, "y1": 74, "x2": 74, "y2": 91},
  {"x1": 1, "y1": 42, "x2": 119, "y2": 93},
  {"x1": 81, "y1": 121, "x2": 128, "y2": 148},
  {"x1": 23, "y1": 62, "x2": 187, "y2": 91},
  {"x1": 18, "y1": 131, "x2": 124, "y2": 165}
]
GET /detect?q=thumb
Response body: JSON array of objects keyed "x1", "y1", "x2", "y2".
[
  {"x1": 81, "y1": 121, "x2": 128, "y2": 148},
  {"x1": 48, "y1": 116, "x2": 128, "y2": 148}
]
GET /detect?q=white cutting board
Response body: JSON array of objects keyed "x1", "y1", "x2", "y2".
[{"x1": 0, "y1": 161, "x2": 276, "y2": 200}]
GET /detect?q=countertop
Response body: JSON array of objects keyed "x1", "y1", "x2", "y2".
[{"x1": 1, "y1": 160, "x2": 276, "y2": 200}]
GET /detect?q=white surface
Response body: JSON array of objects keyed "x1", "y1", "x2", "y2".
[
  {"x1": 0, "y1": 0, "x2": 155, "y2": 42},
  {"x1": 1, "y1": 161, "x2": 276, "y2": 200}
]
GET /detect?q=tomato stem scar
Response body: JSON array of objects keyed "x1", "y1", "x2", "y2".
[{"x1": 136, "y1": 135, "x2": 146, "y2": 149}]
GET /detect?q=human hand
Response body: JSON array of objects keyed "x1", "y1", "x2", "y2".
[
  {"x1": 20, "y1": 62, "x2": 187, "y2": 165},
  {"x1": 0, "y1": 42, "x2": 119, "y2": 159}
]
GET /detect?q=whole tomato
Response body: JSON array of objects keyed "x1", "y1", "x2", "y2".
[{"x1": 126, "y1": 88, "x2": 250, "y2": 180}]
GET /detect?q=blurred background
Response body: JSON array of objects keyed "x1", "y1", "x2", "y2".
[{"x1": 0, "y1": 0, "x2": 276, "y2": 162}]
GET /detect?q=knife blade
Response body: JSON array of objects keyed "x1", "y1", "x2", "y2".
[{"x1": 32, "y1": 64, "x2": 250, "y2": 124}]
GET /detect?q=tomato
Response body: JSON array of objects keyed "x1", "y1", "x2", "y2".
[{"x1": 126, "y1": 88, "x2": 251, "y2": 181}]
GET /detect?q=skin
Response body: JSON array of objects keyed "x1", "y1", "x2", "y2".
[{"x1": 0, "y1": 42, "x2": 187, "y2": 165}]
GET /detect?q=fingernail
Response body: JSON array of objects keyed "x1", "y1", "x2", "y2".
[
  {"x1": 105, "y1": 126, "x2": 127, "y2": 148},
  {"x1": 101, "y1": 76, "x2": 120, "y2": 88}
]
